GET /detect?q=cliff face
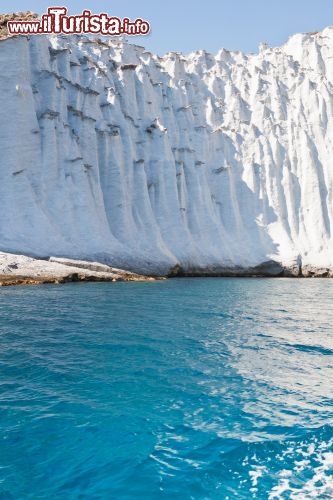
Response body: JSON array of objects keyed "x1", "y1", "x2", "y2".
[{"x1": 0, "y1": 28, "x2": 333, "y2": 275}]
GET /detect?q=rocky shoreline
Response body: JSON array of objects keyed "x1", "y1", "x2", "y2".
[
  {"x1": 0, "y1": 253, "x2": 332, "y2": 287},
  {"x1": 0, "y1": 273, "x2": 154, "y2": 287},
  {"x1": 171, "y1": 260, "x2": 333, "y2": 278},
  {"x1": 0, "y1": 253, "x2": 156, "y2": 287}
]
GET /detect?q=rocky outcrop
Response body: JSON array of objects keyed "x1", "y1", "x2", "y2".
[
  {"x1": 301, "y1": 265, "x2": 333, "y2": 278},
  {"x1": 0, "y1": 11, "x2": 38, "y2": 40},
  {"x1": 0, "y1": 252, "x2": 154, "y2": 286},
  {"x1": 172, "y1": 261, "x2": 333, "y2": 277}
]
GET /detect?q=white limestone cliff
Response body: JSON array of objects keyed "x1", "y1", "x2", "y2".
[{"x1": 0, "y1": 27, "x2": 332, "y2": 275}]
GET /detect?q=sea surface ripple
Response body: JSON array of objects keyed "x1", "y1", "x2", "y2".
[{"x1": 0, "y1": 278, "x2": 332, "y2": 499}]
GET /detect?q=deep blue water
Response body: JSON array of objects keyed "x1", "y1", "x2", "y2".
[{"x1": 0, "y1": 278, "x2": 332, "y2": 499}]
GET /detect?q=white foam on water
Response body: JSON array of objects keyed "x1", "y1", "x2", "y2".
[{"x1": 268, "y1": 435, "x2": 333, "y2": 499}]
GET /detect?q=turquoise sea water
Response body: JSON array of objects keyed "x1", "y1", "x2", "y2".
[{"x1": 0, "y1": 278, "x2": 332, "y2": 499}]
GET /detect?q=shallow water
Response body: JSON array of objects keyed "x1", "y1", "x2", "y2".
[{"x1": 0, "y1": 278, "x2": 332, "y2": 499}]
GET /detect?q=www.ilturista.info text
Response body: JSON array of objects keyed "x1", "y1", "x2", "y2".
[{"x1": 7, "y1": 8, "x2": 150, "y2": 36}]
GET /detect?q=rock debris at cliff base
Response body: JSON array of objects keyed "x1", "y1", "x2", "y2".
[{"x1": 0, "y1": 252, "x2": 155, "y2": 286}]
